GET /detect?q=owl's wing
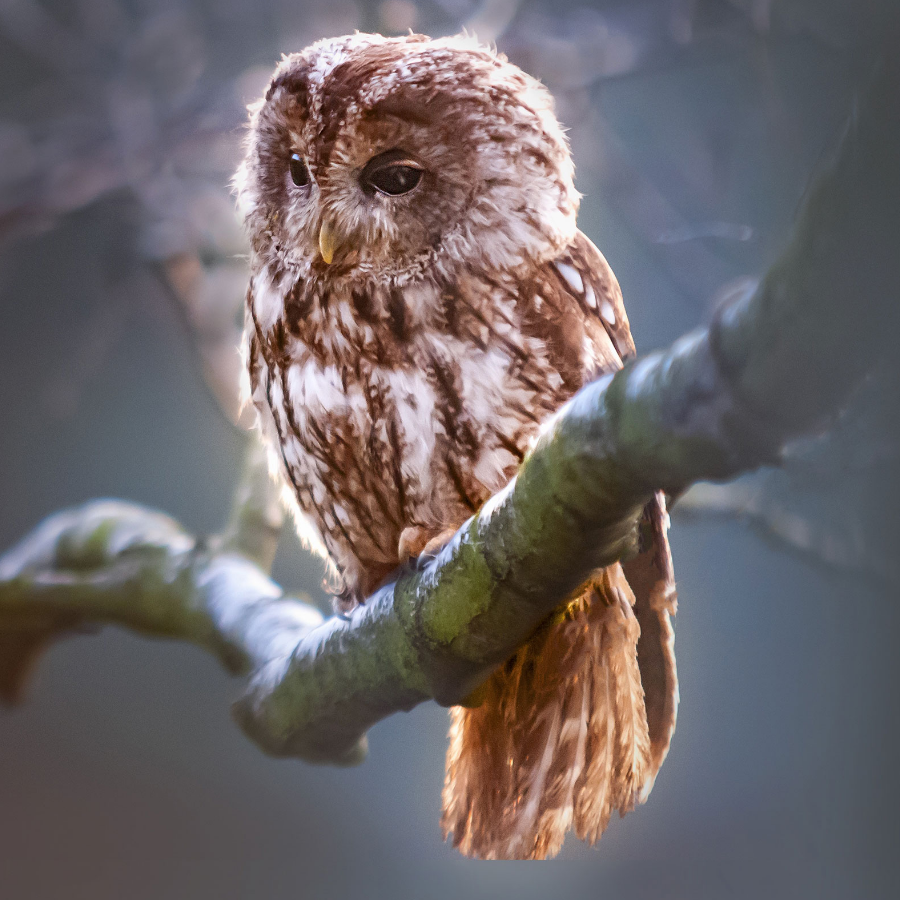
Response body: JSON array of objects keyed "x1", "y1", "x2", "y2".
[
  {"x1": 537, "y1": 230, "x2": 679, "y2": 791},
  {"x1": 554, "y1": 229, "x2": 636, "y2": 368},
  {"x1": 519, "y1": 229, "x2": 634, "y2": 403}
]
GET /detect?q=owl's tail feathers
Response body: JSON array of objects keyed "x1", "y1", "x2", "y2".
[
  {"x1": 441, "y1": 563, "x2": 654, "y2": 860},
  {"x1": 626, "y1": 490, "x2": 679, "y2": 799}
]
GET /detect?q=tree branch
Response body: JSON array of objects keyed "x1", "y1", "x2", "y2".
[{"x1": 2, "y1": 57, "x2": 897, "y2": 765}]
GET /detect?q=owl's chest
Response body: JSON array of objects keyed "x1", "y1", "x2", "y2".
[
  {"x1": 282, "y1": 286, "x2": 565, "y2": 508},
  {"x1": 256, "y1": 270, "x2": 574, "y2": 588},
  {"x1": 282, "y1": 273, "x2": 567, "y2": 479},
  {"x1": 288, "y1": 323, "x2": 555, "y2": 490}
]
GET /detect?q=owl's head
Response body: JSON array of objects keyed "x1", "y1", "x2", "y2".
[{"x1": 236, "y1": 33, "x2": 579, "y2": 282}]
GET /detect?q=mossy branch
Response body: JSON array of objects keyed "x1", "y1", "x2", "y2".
[{"x1": 1, "y1": 59, "x2": 897, "y2": 766}]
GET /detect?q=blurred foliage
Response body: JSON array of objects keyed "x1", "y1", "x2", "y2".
[{"x1": 680, "y1": 359, "x2": 900, "y2": 590}]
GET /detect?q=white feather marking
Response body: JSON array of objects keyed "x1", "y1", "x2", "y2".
[
  {"x1": 281, "y1": 485, "x2": 331, "y2": 562},
  {"x1": 402, "y1": 280, "x2": 440, "y2": 318},
  {"x1": 600, "y1": 300, "x2": 617, "y2": 325},
  {"x1": 513, "y1": 703, "x2": 562, "y2": 856},
  {"x1": 384, "y1": 368, "x2": 437, "y2": 495},
  {"x1": 583, "y1": 283, "x2": 597, "y2": 310},
  {"x1": 473, "y1": 448, "x2": 517, "y2": 493},
  {"x1": 457, "y1": 347, "x2": 519, "y2": 425},
  {"x1": 252, "y1": 270, "x2": 285, "y2": 332},
  {"x1": 337, "y1": 300, "x2": 356, "y2": 331},
  {"x1": 288, "y1": 360, "x2": 347, "y2": 414},
  {"x1": 554, "y1": 261, "x2": 584, "y2": 294}
]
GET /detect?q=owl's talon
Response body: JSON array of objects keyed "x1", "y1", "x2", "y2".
[
  {"x1": 332, "y1": 586, "x2": 362, "y2": 615},
  {"x1": 398, "y1": 525, "x2": 431, "y2": 562},
  {"x1": 398, "y1": 526, "x2": 457, "y2": 565}
]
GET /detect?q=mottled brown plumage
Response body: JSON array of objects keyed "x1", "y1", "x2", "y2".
[{"x1": 237, "y1": 32, "x2": 677, "y2": 859}]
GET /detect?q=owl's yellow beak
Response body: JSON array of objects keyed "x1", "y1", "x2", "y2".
[{"x1": 318, "y1": 222, "x2": 337, "y2": 265}]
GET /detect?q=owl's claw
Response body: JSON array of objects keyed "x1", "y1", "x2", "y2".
[
  {"x1": 332, "y1": 585, "x2": 362, "y2": 615},
  {"x1": 398, "y1": 525, "x2": 431, "y2": 561},
  {"x1": 398, "y1": 526, "x2": 458, "y2": 567}
]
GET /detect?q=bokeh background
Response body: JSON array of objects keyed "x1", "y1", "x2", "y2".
[{"x1": 1, "y1": 0, "x2": 898, "y2": 897}]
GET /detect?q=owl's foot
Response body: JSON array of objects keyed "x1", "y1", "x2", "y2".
[
  {"x1": 398, "y1": 525, "x2": 458, "y2": 564},
  {"x1": 332, "y1": 584, "x2": 363, "y2": 615}
]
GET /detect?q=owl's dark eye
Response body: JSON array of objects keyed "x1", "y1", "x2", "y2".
[
  {"x1": 361, "y1": 150, "x2": 423, "y2": 196},
  {"x1": 289, "y1": 153, "x2": 310, "y2": 187},
  {"x1": 367, "y1": 164, "x2": 422, "y2": 195}
]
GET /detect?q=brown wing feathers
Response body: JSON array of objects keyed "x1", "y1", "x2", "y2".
[{"x1": 440, "y1": 234, "x2": 678, "y2": 860}]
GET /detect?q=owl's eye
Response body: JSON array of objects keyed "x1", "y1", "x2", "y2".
[
  {"x1": 361, "y1": 150, "x2": 423, "y2": 196},
  {"x1": 367, "y1": 164, "x2": 422, "y2": 196},
  {"x1": 289, "y1": 153, "x2": 310, "y2": 187}
]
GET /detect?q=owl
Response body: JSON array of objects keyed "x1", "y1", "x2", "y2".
[{"x1": 236, "y1": 33, "x2": 678, "y2": 860}]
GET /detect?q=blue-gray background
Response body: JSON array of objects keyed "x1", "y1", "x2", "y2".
[{"x1": 1, "y1": 1, "x2": 897, "y2": 897}]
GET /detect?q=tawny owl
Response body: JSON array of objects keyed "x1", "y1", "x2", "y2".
[{"x1": 236, "y1": 33, "x2": 678, "y2": 860}]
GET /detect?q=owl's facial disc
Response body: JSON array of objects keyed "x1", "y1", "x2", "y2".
[{"x1": 238, "y1": 34, "x2": 580, "y2": 278}]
